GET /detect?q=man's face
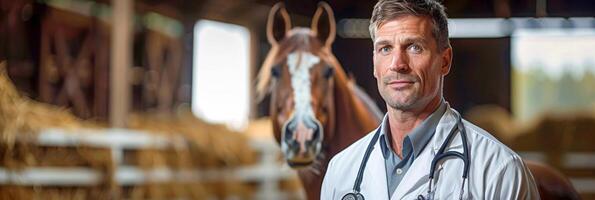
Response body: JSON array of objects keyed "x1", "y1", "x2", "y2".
[{"x1": 372, "y1": 15, "x2": 451, "y2": 111}]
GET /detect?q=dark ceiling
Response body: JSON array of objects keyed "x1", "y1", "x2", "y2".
[
  {"x1": 135, "y1": 0, "x2": 594, "y2": 25},
  {"x1": 255, "y1": 0, "x2": 595, "y2": 19}
]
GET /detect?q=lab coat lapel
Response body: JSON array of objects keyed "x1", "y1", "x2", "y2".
[
  {"x1": 361, "y1": 137, "x2": 390, "y2": 200},
  {"x1": 390, "y1": 105, "x2": 459, "y2": 199}
]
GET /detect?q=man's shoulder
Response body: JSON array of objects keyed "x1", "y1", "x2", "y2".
[
  {"x1": 463, "y1": 119, "x2": 517, "y2": 155},
  {"x1": 461, "y1": 119, "x2": 539, "y2": 198},
  {"x1": 462, "y1": 119, "x2": 526, "y2": 169}
]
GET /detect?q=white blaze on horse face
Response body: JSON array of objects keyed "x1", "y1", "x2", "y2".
[
  {"x1": 286, "y1": 51, "x2": 320, "y2": 154},
  {"x1": 287, "y1": 51, "x2": 320, "y2": 127}
]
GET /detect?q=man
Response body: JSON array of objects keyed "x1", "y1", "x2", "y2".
[{"x1": 321, "y1": 0, "x2": 539, "y2": 199}]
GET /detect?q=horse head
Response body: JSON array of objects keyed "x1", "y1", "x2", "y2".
[{"x1": 256, "y1": 2, "x2": 342, "y2": 168}]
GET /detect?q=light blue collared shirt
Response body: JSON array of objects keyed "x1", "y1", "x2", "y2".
[{"x1": 379, "y1": 99, "x2": 447, "y2": 197}]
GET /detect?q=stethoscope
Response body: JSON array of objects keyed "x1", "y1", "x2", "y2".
[{"x1": 342, "y1": 112, "x2": 470, "y2": 200}]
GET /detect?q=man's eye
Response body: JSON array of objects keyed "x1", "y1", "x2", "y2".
[
  {"x1": 378, "y1": 46, "x2": 392, "y2": 55},
  {"x1": 408, "y1": 44, "x2": 422, "y2": 53}
]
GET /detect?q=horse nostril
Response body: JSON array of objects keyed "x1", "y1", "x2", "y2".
[
  {"x1": 284, "y1": 122, "x2": 299, "y2": 141},
  {"x1": 312, "y1": 125, "x2": 320, "y2": 140},
  {"x1": 283, "y1": 118, "x2": 322, "y2": 155},
  {"x1": 284, "y1": 124, "x2": 293, "y2": 139}
]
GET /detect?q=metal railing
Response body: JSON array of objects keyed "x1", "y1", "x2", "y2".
[{"x1": 0, "y1": 128, "x2": 304, "y2": 199}]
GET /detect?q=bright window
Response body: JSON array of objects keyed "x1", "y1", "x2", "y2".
[
  {"x1": 192, "y1": 20, "x2": 250, "y2": 130},
  {"x1": 512, "y1": 28, "x2": 595, "y2": 121}
]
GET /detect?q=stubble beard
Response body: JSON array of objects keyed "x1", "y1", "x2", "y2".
[{"x1": 384, "y1": 90, "x2": 420, "y2": 111}]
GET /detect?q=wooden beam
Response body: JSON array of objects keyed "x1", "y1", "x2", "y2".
[{"x1": 110, "y1": 0, "x2": 133, "y2": 127}]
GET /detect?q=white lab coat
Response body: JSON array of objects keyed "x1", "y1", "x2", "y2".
[{"x1": 321, "y1": 105, "x2": 540, "y2": 200}]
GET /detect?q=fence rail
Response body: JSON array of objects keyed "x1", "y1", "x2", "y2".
[{"x1": 0, "y1": 128, "x2": 304, "y2": 200}]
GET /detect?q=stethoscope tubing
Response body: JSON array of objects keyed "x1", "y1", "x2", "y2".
[{"x1": 344, "y1": 112, "x2": 469, "y2": 200}]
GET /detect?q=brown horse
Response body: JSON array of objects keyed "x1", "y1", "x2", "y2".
[
  {"x1": 525, "y1": 160, "x2": 581, "y2": 199},
  {"x1": 256, "y1": 2, "x2": 381, "y2": 200}
]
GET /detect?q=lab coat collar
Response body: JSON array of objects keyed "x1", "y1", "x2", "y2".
[
  {"x1": 361, "y1": 131, "x2": 390, "y2": 199},
  {"x1": 430, "y1": 103, "x2": 464, "y2": 155}
]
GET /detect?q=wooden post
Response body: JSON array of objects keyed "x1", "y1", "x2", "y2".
[{"x1": 110, "y1": 0, "x2": 133, "y2": 127}]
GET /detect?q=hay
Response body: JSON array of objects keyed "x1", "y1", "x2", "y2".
[
  {"x1": 0, "y1": 186, "x2": 110, "y2": 200},
  {"x1": 464, "y1": 105, "x2": 518, "y2": 144},
  {"x1": 0, "y1": 60, "x2": 263, "y2": 199},
  {"x1": 0, "y1": 61, "x2": 84, "y2": 150},
  {"x1": 1, "y1": 61, "x2": 112, "y2": 183},
  {"x1": 127, "y1": 111, "x2": 257, "y2": 168},
  {"x1": 244, "y1": 117, "x2": 275, "y2": 140},
  {"x1": 126, "y1": 111, "x2": 258, "y2": 199},
  {"x1": 124, "y1": 183, "x2": 208, "y2": 200},
  {"x1": 0, "y1": 61, "x2": 123, "y2": 198}
]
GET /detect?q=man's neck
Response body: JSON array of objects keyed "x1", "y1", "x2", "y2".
[{"x1": 386, "y1": 96, "x2": 442, "y2": 157}]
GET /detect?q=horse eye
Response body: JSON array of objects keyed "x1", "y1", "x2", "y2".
[
  {"x1": 271, "y1": 65, "x2": 281, "y2": 78},
  {"x1": 323, "y1": 66, "x2": 334, "y2": 79}
]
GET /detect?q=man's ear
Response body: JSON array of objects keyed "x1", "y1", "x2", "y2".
[
  {"x1": 374, "y1": 69, "x2": 378, "y2": 78},
  {"x1": 372, "y1": 52, "x2": 378, "y2": 78},
  {"x1": 441, "y1": 47, "x2": 453, "y2": 76}
]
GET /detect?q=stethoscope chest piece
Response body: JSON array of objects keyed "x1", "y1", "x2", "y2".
[{"x1": 342, "y1": 192, "x2": 364, "y2": 200}]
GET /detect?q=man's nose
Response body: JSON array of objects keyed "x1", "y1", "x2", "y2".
[{"x1": 390, "y1": 50, "x2": 410, "y2": 72}]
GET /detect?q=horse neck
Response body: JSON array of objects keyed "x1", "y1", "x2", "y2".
[{"x1": 328, "y1": 69, "x2": 379, "y2": 156}]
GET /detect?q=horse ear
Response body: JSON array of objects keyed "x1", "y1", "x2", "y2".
[
  {"x1": 311, "y1": 2, "x2": 336, "y2": 49},
  {"x1": 267, "y1": 2, "x2": 292, "y2": 46}
]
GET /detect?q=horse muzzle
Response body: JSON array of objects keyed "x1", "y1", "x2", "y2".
[{"x1": 281, "y1": 117, "x2": 323, "y2": 168}]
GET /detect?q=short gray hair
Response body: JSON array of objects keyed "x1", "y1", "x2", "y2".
[{"x1": 369, "y1": 0, "x2": 450, "y2": 50}]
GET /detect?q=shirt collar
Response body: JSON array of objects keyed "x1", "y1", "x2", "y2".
[{"x1": 379, "y1": 99, "x2": 447, "y2": 158}]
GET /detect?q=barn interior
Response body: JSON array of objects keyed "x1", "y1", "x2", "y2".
[{"x1": 1, "y1": 0, "x2": 595, "y2": 199}]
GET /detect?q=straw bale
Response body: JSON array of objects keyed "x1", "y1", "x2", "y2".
[
  {"x1": 1, "y1": 60, "x2": 113, "y2": 177},
  {"x1": 513, "y1": 112, "x2": 595, "y2": 149},
  {"x1": 0, "y1": 186, "x2": 113, "y2": 200},
  {"x1": 0, "y1": 61, "x2": 117, "y2": 198},
  {"x1": 464, "y1": 105, "x2": 517, "y2": 144},
  {"x1": 126, "y1": 111, "x2": 258, "y2": 199},
  {"x1": 0, "y1": 60, "x2": 268, "y2": 199},
  {"x1": 127, "y1": 110, "x2": 257, "y2": 168},
  {"x1": 1, "y1": 144, "x2": 111, "y2": 169},
  {"x1": 122, "y1": 181, "x2": 255, "y2": 200},
  {"x1": 279, "y1": 176, "x2": 304, "y2": 194},
  {"x1": 244, "y1": 117, "x2": 274, "y2": 140},
  {"x1": 0, "y1": 61, "x2": 86, "y2": 150}
]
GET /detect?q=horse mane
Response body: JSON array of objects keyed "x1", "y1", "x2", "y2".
[{"x1": 349, "y1": 83, "x2": 383, "y2": 121}]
